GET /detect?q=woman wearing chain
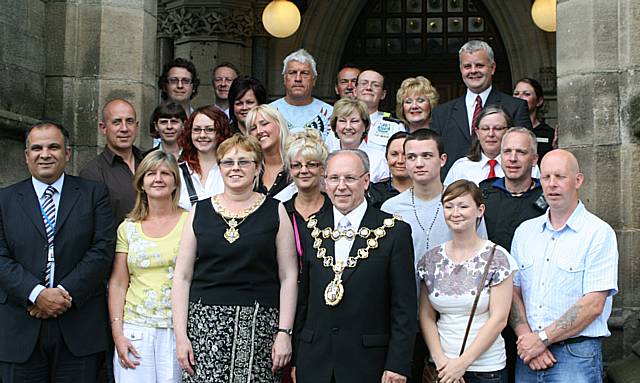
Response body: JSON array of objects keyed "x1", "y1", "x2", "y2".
[
  {"x1": 171, "y1": 134, "x2": 298, "y2": 382},
  {"x1": 417, "y1": 180, "x2": 517, "y2": 383}
]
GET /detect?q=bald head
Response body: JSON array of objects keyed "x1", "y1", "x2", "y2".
[
  {"x1": 540, "y1": 149, "x2": 584, "y2": 215},
  {"x1": 541, "y1": 149, "x2": 580, "y2": 175},
  {"x1": 101, "y1": 98, "x2": 137, "y2": 122}
]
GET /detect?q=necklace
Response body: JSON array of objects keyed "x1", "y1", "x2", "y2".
[
  {"x1": 212, "y1": 194, "x2": 266, "y2": 243},
  {"x1": 410, "y1": 187, "x2": 441, "y2": 251},
  {"x1": 306, "y1": 214, "x2": 400, "y2": 306}
]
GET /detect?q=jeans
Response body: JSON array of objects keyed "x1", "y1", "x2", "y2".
[
  {"x1": 515, "y1": 337, "x2": 603, "y2": 383},
  {"x1": 463, "y1": 368, "x2": 508, "y2": 383}
]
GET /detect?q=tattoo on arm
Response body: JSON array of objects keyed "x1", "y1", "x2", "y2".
[
  {"x1": 551, "y1": 303, "x2": 584, "y2": 334},
  {"x1": 509, "y1": 301, "x2": 527, "y2": 328}
]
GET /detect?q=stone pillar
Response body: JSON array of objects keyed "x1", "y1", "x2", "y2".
[
  {"x1": 557, "y1": 0, "x2": 640, "y2": 360},
  {"x1": 157, "y1": 0, "x2": 255, "y2": 109},
  {"x1": 252, "y1": 1, "x2": 270, "y2": 86},
  {"x1": 44, "y1": 0, "x2": 158, "y2": 173}
]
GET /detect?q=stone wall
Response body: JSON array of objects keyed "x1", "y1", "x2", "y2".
[{"x1": 557, "y1": 0, "x2": 640, "y2": 359}]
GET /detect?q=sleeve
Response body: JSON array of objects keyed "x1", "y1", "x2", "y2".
[
  {"x1": 510, "y1": 227, "x2": 523, "y2": 287},
  {"x1": 511, "y1": 98, "x2": 533, "y2": 130},
  {"x1": 115, "y1": 220, "x2": 129, "y2": 254},
  {"x1": 489, "y1": 245, "x2": 518, "y2": 287},
  {"x1": 78, "y1": 161, "x2": 102, "y2": 183},
  {"x1": 582, "y1": 224, "x2": 619, "y2": 296}
]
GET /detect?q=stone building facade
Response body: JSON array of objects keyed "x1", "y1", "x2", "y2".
[{"x1": 0, "y1": 0, "x2": 638, "y2": 362}]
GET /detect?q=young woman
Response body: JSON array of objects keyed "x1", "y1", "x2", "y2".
[
  {"x1": 108, "y1": 150, "x2": 188, "y2": 382},
  {"x1": 367, "y1": 131, "x2": 412, "y2": 208},
  {"x1": 228, "y1": 76, "x2": 268, "y2": 134},
  {"x1": 417, "y1": 180, "x2": 517, "y2": 383},
  {"x1": 147, "y1": 102, "x2": 187, "y2": 159},
  {"x1": 513, "y1": 78, "x2": 556, "y2": 163}
]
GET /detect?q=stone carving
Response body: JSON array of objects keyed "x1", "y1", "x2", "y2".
[{"x1": 158, "y1": 6, "x2": 255, "y2": 41}]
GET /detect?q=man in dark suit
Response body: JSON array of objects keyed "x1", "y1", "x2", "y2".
[
  {"x1": 0, "y1": 122, "x2": 114, "y2": 382},
  {"x1": 293, "y1": 149, "x2": 416, "y2": 383},
  {"x1": 430, "y1": 40, "x2": 532, "y2": 177}
]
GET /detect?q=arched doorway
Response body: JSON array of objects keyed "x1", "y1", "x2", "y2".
[{"x1": 339, "y1": 0, "x2": 513, "y2": 113}]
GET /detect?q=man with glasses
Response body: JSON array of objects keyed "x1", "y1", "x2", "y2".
[
  {"x1": 293, "y1": 149, "x2": 416, "y2": 383},
  {"x1": 158, "y1": 57, "x2": 200, "y2": 118},
  {"x1": 355, "y1": 69, "x2": 404, "y2": 153},
  {"x1": 211, "y1": 62, "x2": 239, "y2": 117},
  {"x1": 430, "y1": 40, "x2": 531, "y2": 177},
  {"x1": 270, "y1": 49, "x2": 333, "y2": 139}
]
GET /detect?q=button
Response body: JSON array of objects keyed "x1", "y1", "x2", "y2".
[
  {"x1": 538, "y1": 325, "x2": 542, "y2": 329},
  {"x1": 131, "y1": 334, "x2": 135, "y2": 339},
  {"x1": 546, "y1": 258, "x2": 550, "y2": 262},
  {"x1": 552, "y1": 237, "x2": 555, "y2": 241},
  {"x1": 539, "y1": 305, "x2": 542, "y2": 309},
  {"x1": 541, "y1": 282, "x2": 544, "y2": 286}
]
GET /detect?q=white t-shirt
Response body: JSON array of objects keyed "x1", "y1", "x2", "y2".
[
  {"x1": 417, "y1": 241, "x2": 517, "y2": 372},
  {"x1": 444, "y1": 153, "x2": 541, "y2": 186},
  {"x1": 178, "y1": 162, "x2": 224, "y2": 210},
  {"x1": 367, "y1": 111, "x2": 404, "y2": 152},
  {"x1": 270, "y1": 97, "x2": 333, "y2": 140}
]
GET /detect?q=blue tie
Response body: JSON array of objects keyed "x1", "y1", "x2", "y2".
[{"x1": 42, "y1": 185, "x2": 57, "y2": 286}]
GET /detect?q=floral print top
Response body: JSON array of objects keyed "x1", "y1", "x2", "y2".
[
  {"x1": 416, "y1": 240, "x2": 518, "y2": 371},
  {"x1": 116, "y1": 212, "x2": 188, "y2": 328}
]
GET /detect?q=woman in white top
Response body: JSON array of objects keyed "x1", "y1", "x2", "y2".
[
  {"x1": 327, "y1": 98, "x2": 390, "y2": 182},
  {"x1": 444, "y1": 105, "x2": 539, "y2": 186},
  {"x1": 177, "y1": 105, "x2": 232, "y2": 209},
  {"x1": 417, "y1": 180, "x2": 516, "y2": 383}
]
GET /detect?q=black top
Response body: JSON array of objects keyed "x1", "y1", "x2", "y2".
[
  {"x1": 534, "y1": 121, "x2": 555, "y2": 164},
  {"x1": 367, "y1": 178, "x2": 401, "y2": 208},
  {"x1": 480, "y1": 177, "x2": 547, "y2": 251},
  {"x1": 283, "y1": 192, "x2": 333, "y2": 257},
  {"x1": 79, "y1": 146, "x2": 144, "y2": 226},
  {"x1": 190, "y1": 196, "x2": 281, "y2": 307},
  {"x1": 256, "y1": 169, "x2": 292, "y2": 198}
]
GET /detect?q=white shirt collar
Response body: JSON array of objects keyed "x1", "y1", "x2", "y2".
[
  {"x1": 32, "y1": 174, "x2": 65, "y2": 199},
  {"x1": 465, "y1": 85, "x2": 493, "y2": 108},
  {"x1": 333, "y1": 199, "x2": 368, "y2": 229},
  {"x1": 480, "y1": 152, "x2": 501, "y2": 168}
]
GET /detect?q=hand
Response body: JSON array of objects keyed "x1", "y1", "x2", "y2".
[
  {"x1": 517, "y1": 332, "x2": 546, "y2": 363},
  {"x1": 437, "y1": 357, "x2": 468, "y2": 383},
  {"x1": 271, "y1": 332, "x2": 292, "y2": 373},
  {"x1": 381, "y1": 370, "x2": 406, "y2": 383},
  {"x1": 27, "y1": 305, "x2": 51, "y2": 319},
  {"x1": 176, "y1": 335, "x2": 195, "y2": 376},
  {"x1": 114, "y1": 335, "x2": 141, "y2": 369},
  {"x1": 527, "y1": 348, "x2": 556, "y2": 371},
  {"x1": 34, "y1": 288, "x2": 72, "y2": 317},
  {"x1": 291, "y1": 366, "x2": 297, "y2": 383}
]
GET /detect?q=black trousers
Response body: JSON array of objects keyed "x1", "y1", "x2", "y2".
[{"x1": 0, "y1": 319, "x2": 101, "y2": 383}]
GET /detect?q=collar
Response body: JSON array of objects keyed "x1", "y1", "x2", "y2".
[
  {"x1": 333, "y1": 199, "x2": 368, "y2": 229},
  {"x1": 481, "y1": 152, "x2": 501, "y2": 167},
  {"x1": 370, "y1": 111, "x2": 382, "y2": 124},
  {"x1": 465, "y1": 85, "x2": 493, "y2": 107},
  {"x1": 102, "y1": 146, "x2": 143, "y2": 165},
  {"x1": 541, "y1": 201, "x2": 586, "y2": 233},
  {"x1": 492, "y1": 177, "x2": 540, "y2": 196},
  {"x1": 32, "y1": 173, "x2": 65, "y2": 199}
]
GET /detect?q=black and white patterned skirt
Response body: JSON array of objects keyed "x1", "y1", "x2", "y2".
[{"x1": 184, "y1": 300, "x2": 280, "y2": 383}]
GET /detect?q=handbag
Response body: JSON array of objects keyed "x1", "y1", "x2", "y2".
[{"x1": 422, "y1": 243, "x2": 497, "y2": 383}]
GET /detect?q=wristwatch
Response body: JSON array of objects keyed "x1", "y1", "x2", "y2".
[
  {"x1": 277, "y1": 328, "x2": 293, "y2": 336},
  {"x1": 537, "y1": 330, "x2": 550, "y2": 347}
]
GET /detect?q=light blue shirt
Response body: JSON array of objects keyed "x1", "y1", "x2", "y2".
[
  {"x1": 511, "y1": 201, "x2": 618, "y2": 337},
  {"x1": 29, "y1": 174, "x2": 65, "y2": 302}
]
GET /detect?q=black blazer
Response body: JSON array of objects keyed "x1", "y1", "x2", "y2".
[
  {"x1": 430, "y1": 88, "x2": 532, "y2": 177},
  {"x1": 294, "y1": 205, "x2": 417, "y2": 383},
  {"x1": 0, "y1": 175, "x2": 114, "y2": 363}
]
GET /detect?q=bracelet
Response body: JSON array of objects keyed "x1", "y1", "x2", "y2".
[
  {"x1": 277, "y1": 328, "x2": 293, "y2": 336},
  {"x1": 111, "y1": 317, "x2": 122, "y2": 324}
]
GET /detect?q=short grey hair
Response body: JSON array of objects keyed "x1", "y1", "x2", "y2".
[
  {"x1": 326, "y1": 149, "x2": 370, "y2": 174},
  {"x1": 459, "y1": 40, "x2": 495, "y2": 65},
  {"x1": 282, "y1": 49, "x2": 318, "y2": 77},
  {"x1": 501, "y1": 126, "x2": 538, "y2": 154}
]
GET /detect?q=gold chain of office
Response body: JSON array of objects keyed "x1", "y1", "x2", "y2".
[{"x1": 306, "y1": 214, "x2": 400, "y2": 306}]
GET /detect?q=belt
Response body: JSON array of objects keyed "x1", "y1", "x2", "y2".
[{"x1": 557, "y1": 336, "x2": 601, "y2": 345}]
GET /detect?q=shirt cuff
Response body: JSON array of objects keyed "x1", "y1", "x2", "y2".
[{"x1": 29, "y1": 285, "x2": 46, "y2": 304}]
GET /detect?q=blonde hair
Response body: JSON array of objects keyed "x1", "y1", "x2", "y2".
[
  {"x1": 128, "y1": 151, "x2": 181, "y2": 222},
  {"x1": 395, "y1": 76, "x2": 439, "y2": 125},
  {"x1": 245, "y1": 104, "x2": 289, "y2": 164},
  {"x1": 283, "y1": 128, "x2": 329, "y2": 172},
  {"x1": 330, "y1": 98, "x2": 371, "y2": 140}
]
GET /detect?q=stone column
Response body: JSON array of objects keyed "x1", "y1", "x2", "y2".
[
  {"x1": 157, "y1": 0, "x2": 255, "y2": 108},
  {"x1": 44, "y1": 0, "x2": 158, "y2": 173},
  {"x1": 557, "y1": 0, "x2": 640, "y2": 359}
]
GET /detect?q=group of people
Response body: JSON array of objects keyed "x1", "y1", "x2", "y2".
[{"x1": 0, "y1": 39, "x2": 617, "y2": 383}]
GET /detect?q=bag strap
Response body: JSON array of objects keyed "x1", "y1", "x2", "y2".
[
  {"x1": 459, "y1": 243, "x2": 497, "y2": 356},
  {"x1": 292, "y1": 212, "x2": 303, "y2": 257},
  {"x1": 179, "y1": 163, "x2": 199, "y2": 206}
]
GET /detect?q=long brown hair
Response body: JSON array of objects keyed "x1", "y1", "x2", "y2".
[{"x1": 178, "y1": 105, "x2": 232, "y2": 176}]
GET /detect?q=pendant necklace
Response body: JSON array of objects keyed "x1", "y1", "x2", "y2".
[
  {"x1": 410, "y1": 187, "x2": 441, "y2": 251},
  {"x1": 213, "y1": 194, "x2": 266, "y2": 244}
]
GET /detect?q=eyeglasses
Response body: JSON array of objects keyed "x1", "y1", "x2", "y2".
[
  {"x1": 324, "y1": 172, "x2": 367, "y2": 185},
  {"x1": 219, "y1": 159, "x2": 257, "y2": 168},
  {"x1": 290, "y1": 161, "x2": 321, "y2": 170},
  {"x1": 192, "y1": 126, "x2": 216, "y2": 134},
  {"x1": 167, "y1": 77, "x2": 193, "y2": 86},
  {"x1": 476, "y1": 125, "x2": 507, "y2": 133}
]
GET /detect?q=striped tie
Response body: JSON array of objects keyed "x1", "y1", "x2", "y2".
[{"x1": 42, "y1": 185, "x2": 57, "y2": 286}]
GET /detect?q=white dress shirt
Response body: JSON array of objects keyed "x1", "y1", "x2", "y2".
[
  {"x1": 465, "y1": 86, "x2": 493, "y2": 132},
  {"x1": 444, "y1": 153, "x2": 540, "y2": 186},
  {"x1": 178, "y1": 162, "x2": 225, "y2": 210},
  {"x1": 332, "y1": 200, "x2": 368, "y2": 264}
]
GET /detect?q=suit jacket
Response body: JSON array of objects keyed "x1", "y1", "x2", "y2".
[
  {"x1": 294, "y1": 205, "x2": 417, "y2": 383},
  {"x1": 430, "y1": 88, "x2": 532, "y2": 177},
  {"x1": 0, "y1": 175, "x2": 114, "y2": 363}
]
